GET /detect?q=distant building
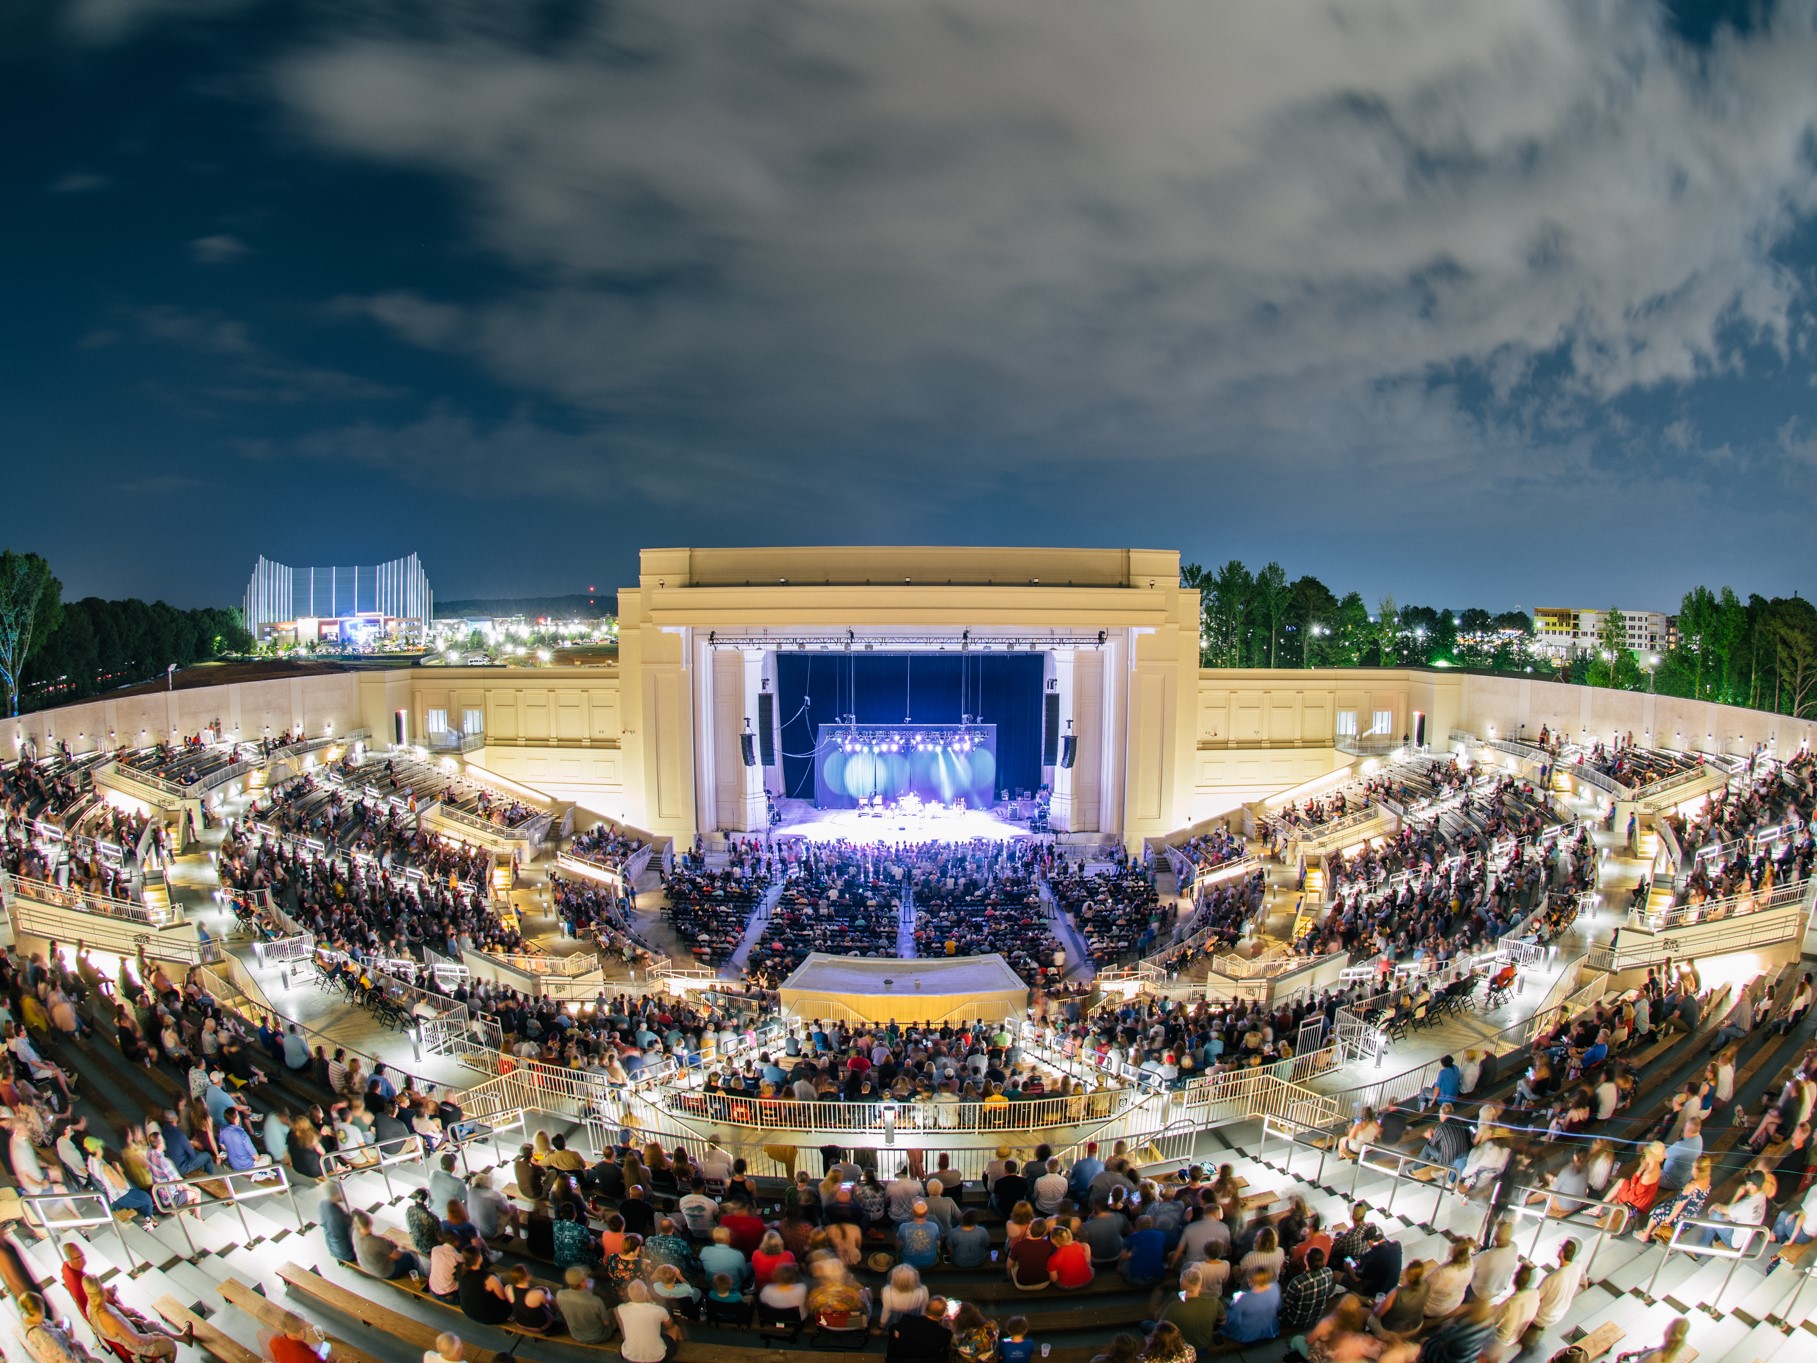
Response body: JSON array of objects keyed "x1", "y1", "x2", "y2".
[
  {"x1": 243, "y1": 553, "x2": 432, "y2": 644},
  {"x1": 1532, "y1": 606, "x2": 1674, "y2": 661}
]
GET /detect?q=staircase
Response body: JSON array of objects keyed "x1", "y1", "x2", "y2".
[{"x1": 1213, "y1": 1119, "x2": 1809, "y2": 1363}]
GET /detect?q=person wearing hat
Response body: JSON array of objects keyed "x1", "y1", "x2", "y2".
[{"x1": 86, "y1": 1138, "x2": 157, "y2": 1224}]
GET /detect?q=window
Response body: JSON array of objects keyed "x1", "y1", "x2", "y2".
[
  {"x1": 426, "y1": 707, "x2": 449, "y2": 736},
  {"x1": 462, "y1": 708, "x2": 484, "y2": 737},
  {"x1": 1335, "y1": 710, "x2": 1358, "y2": 737},
  {"x1": 1372, "y1": 709, "x2": 1395, "y2": 736}
]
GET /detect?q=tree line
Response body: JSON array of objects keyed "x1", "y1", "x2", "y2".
[
  {"x1": 1183, "y1": 561, "x2": 1817, "y2": 720},
  {"x1": 1182, "y1": 559, "x2": 1535, "y2": 672},
  {"x1": 0, "y1": 549, "x2": 252, "y2": 717}
]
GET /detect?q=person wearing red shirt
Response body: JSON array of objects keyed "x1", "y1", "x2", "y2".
[
  {"x1": 1047, "y1": 1227, "x2": 1095, "y2": 1289},
  {"x1": 1007, "y1": 1221, "x2": 1054, "y2": 1290},
  {"x1": 269, "y1": 1323, "x2": 326, "y2": 1363},
  {"x1": 719, "y1": 1202, "x2": 768, "y2": 1256},
  {"x1": 751, "y1": 1231, "x2": 797, "y2": 1287}
]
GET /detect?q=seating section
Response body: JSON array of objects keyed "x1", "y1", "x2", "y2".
[{"x1": 909, "y1": 841, "x2": 1059, "y2": 985}]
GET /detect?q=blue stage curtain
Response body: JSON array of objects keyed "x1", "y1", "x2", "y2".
[{"x1": 778, "y1": 653, "x2": 1044, "y2": 805}]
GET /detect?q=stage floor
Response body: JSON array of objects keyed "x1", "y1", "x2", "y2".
[{"x1": 772, "y1": 799, "x2": 1033, "y2": 844}]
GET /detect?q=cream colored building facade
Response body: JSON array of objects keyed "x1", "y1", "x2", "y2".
[{"x1": 14, "y1": 546, "x2": 1817, "y2": 847}]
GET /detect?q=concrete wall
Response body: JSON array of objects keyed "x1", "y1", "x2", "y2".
[
  {"x1": 1455, "y1": 673, "x2": 1817, "y2": 759},
  {"x1": 8, "y1": 670, "x2": 365, "y2": 758}
]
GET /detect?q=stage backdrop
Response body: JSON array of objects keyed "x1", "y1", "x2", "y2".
[
  {"x1": 779, "y1": 653, "x2": 1044, "y2": 805},
  {"x1": 812, "y1": 722, "x2": 996, "y2": 809}
]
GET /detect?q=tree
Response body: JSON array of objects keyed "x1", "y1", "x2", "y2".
[
  {"x1": 1775, "y1": 605, "x2": 1817, "y2": 717},
  {"x1": 1374, "y1": 596, "x2": 1400, "y2": 666},
  {"x1": 1207, "y1": 560, "x2": 1254, "y2": 668},
  {"x1": 0, "y1": 551, "x2": 62, "y2": 717},
  {"x1": 1253, "y1": 562, "x2": 1291, "y2": 668},
  {"x1": 1180, "y1": 562, "x2": 1214, "y2": 666},
  {"x1": 1286, "y1": 575, "x2": 1341, "y2": 667},
  {"x1": 1677, "y1": 585, "x2": 1719, "y2": 699},
  {"x1": 1333, "y1": 592, "x2": 1371, "y2": 666}
]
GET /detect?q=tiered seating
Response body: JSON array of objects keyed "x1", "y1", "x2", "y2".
[
  {"x1": 1579, "y1": 741, "x2": 1704, "y2": 793},
  {"x1": 746, "y1": 842, "x2": 902, "y2": 986},
  {"x1": 1046, "y1": 863, "x2": 1165, "y2": 964},
  {"x1": 1661, "y1": 758, "x2": 1817, "y2": 909},
  {"x1": 569, "y1": 822, "x2": 648, "y2": 873},
  {"x1": 120, "y1": 736, "x2": 248, "y2": 789},
  {"x1": 910, "y1": 840, "x2": 1059, "y2": 985},
  {"x1": 657, "y1": 868, "x2": 767, "y2": 967},
  {"x1": 441, "y1": 781, "x2": 539, "y2": 830}
]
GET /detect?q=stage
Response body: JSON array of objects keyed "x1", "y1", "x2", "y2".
[
  {"x1": 771, "y1": 797, "x2": 1035, "y2": 844},
  {"x1": 779, "y1": 951, "x2": 1029, "y2": 1024}
]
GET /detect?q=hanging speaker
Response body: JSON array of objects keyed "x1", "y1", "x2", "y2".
[
  {"x1": 740, "y1": 734, "x2": 757, "y2": 767},
  {"x1": 1042, "y1": 692, "x2": 1061, "y2": 765},
  {"x1": 1059, "y1": 736, "x2": 1076, "y2": 769},
  {"x1": 757, "y1": 692, "x2": 776, "y2": 765}
]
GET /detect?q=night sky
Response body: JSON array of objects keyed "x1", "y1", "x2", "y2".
[{"x1": 4, "y1": 0, "x2": 1815, "y2": 610}]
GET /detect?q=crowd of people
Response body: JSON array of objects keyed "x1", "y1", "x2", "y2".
[
  {"x1": 1293, "y1": 799, "x2": 1592, "y2": 968},
  {"x1": 217, "y1": 809, "x2": 523, "y2": 962},
  {"x1": 658, "y1": 867, "x2": 768, "y2": 967},
  {"x1": 1662, "y1": 753, "x2": 1816, "y2": 908},
  {"x1": 668, "y1": 1017, "x2": 1118, "y2": 1128},
  {"x1": 745, "y1": 842, "x2": 905, "y2": 986},
  {"x1": 908, "y1": 841, "x2": 1061, "y2": 986},
  {"x1": 1047, "y1": 863, "x2": 1165, "y2": 965}
]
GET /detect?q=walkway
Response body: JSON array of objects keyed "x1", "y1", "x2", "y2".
[
  {"x1": 722, "y1": 882, "x2": 782, "y2": 977},
  {"x1": 897, "y1": 882, "x2": 918, "y2": 957}
]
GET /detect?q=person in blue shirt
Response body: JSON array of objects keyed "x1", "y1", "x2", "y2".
[
  {"x1": 1421, "y1": 1055, "x2": 1462, "y2": 1110},
  {"x1": 1067, "y1": 1145, "x2": 1105, "y2": 1202},
  {"x1": 218, "y1": 1110, "x2": 265, "y2": 1172},
  {"x1": 1221, "y1": 1266, "x2": 1281, "y2": 1344},
  {"x1": 1120, "y1": 1216, "x2": 1168, "y2": 1287},
  {"x1": 157, "y1": 1118, "x2": 216, "y2": 1176},
  {"x1": 895, "y1": 1203, "x2": 942, "y2": 1269}
]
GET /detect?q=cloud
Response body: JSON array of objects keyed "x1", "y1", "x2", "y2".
[
  {"x1": 272, "y1": 0, "x2": 1817, "y2": 501},
  {"x1": 65, "y1": 0, "x2": 252, "y2": 44},
  {"x1": 190, "y1": 233, "x2": 251, "y2": 264},
  {"x1": 48, "y1": 172, "x2": 110, "y2": 194},
  {"x1": 122, "y1": 305, "x2": 406, "y2": 403}
]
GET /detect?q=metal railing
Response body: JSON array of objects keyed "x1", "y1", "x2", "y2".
[
  {"x1": 1349, "y1": 1142, "x2": 1462, "y2": 1224},
  {"x1": 5, "y1": 901, "x2": 210, "y2": 966},
  {"x1": 1259, "y1": 1111, "x2": 1340, "y2": 1187},
  {"x1": 19, "y1": 1188, "x2": 139, "y2": 1270},
  {"x1": 478, "y1": 947, "x2": 601, "y2": 977},
  {"x1": 1632, "y1": 763, "x2": 1719, "y2": 805},
  {"x1": 253, "y1": 934, "x2": 317, "y2": 967},
  {"x1": 658, "y1": 1086, "x2": 1128, "y2": 1132},
  {"x1": 1647, "y1": 1212, "x2": 1769, "y2": 1305},
  {"x1": 0, "y1": 870, "x2": 182, "y2": 924},
  {"x1": 1642, "y1": 875, "x2": 1809, "y2": 932},
  {"x1": 150, "y1": 1164, "x2": 304, "y2": 1252},
  {"x1": 320, "y1": 1131, "x2": 426, "y2": 1202}
]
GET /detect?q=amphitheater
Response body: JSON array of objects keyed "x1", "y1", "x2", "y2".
[{"x1": 3, "y1": 547, "x2": 1813, "y2": 1363}]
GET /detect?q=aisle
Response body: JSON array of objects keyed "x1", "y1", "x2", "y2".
[
  {"x1": 723, "y1": 881, "x2": 782, "y2": 976},
  {"x1": 897, "y1": 882, "x2": 918, "y2": 957}
]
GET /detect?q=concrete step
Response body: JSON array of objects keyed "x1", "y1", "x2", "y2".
[
  {"x1": 164, "y1": 1258, "x2": 231, "y2": 1309},
  {"x1": 1710, "y1": 1319, "x2": 1793, "y2": 1363},
  {"x1": 116, "y1": 1223, "x2": 183, "y2": 1272}
]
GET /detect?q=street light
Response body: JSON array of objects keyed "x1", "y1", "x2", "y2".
[{"x1": 1302, "y1": 623, "x2": 1328, "y2": 667}]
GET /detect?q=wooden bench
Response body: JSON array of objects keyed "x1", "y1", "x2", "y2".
[
  {"x1": 220, "y1": 1277, "x2": 387, "y2": 1363},
  {"x1": 277, "y1": 1262, "x2": 502, "y2": 1363},
  {"x1": 1568, "y1": 1321, "x2": 1625, "y2": 1360},
  {"x1": 153, "y1": 1295, "x2": 260, "y2": 1363}
]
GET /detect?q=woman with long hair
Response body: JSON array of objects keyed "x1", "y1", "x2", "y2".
[
  {"x1": 1602, "y1": 1141, "x2": 1666, "y2": 1233},
  {"x1": 1140, "y1": 1320, "x2": 1197, "y2": 1363},
  {"x1": 877, "y1": 1264, "x2": 928, "y2": 1330},
  {"x1": 1640, "y1": 1156, "x2": 1714, "y2": 1245}
]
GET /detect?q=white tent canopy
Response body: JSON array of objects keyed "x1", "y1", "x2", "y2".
[{"x1": 778, "y1": 952, "x2": 1029, "y2": 1025}]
